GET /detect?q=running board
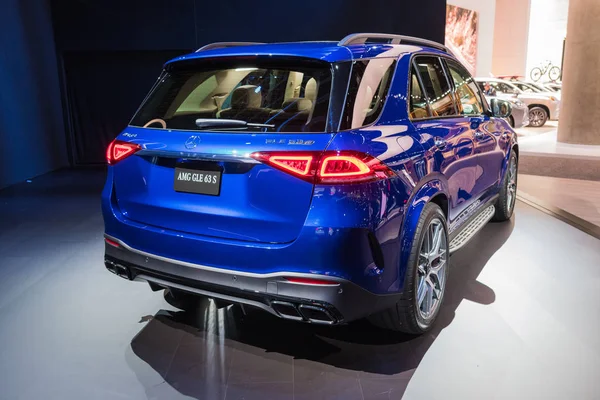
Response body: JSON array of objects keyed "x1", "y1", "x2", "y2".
[{"x1": 449, "y1": 205, "x2": 495, "y2": 254}]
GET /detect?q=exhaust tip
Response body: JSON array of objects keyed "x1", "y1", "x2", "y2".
[
  {"x1": 298, "y1": 304, "x2": 336, "y2": 325},
  {"x1": 104, "y1": 259, "x2": 131, "y2": 280},
  {"x1": 105, "y1": 259, "x2": 118, "y2": 274},
  {"x1": 271, "y1": 301, "x2": 303, "y2": 321}
]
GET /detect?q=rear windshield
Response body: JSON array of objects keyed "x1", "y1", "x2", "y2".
[{"x1": 130, "y1": 58, "x2": 332, "y2": 133}]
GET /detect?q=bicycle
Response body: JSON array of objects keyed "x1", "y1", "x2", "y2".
[{"x1": 530, "y1": 60, "x2": 561, "y2": 82}]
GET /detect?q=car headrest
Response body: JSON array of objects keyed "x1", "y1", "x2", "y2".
[
  {"x1": 412, "y1": 75, "x2": 424, "y2": 100},
  {"x1": 304, "y1": 78, "x2": 317, "y2": 102},
  {"x1": 282, "y1": 98, "x2": 313, "y2": 113},
  {"x1": 231, "y1": 85, "x2": 262, "y2": 109}
]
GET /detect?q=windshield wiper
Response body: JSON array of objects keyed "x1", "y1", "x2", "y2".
[{"x1": 195, "y1": 118, "x2": 275, "y2": 130}]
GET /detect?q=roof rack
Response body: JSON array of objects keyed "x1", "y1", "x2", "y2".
[
  {"x1": 338, "y1": 33, "x2": 450, "y2": 53},
  {"x1": 196, "y1": 42, "x2": 265, "y2": 52}
]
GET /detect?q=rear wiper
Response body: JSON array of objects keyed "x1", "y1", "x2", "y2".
[{"x1": 195, "y1": 118, "x2": 275, "y2": 130}]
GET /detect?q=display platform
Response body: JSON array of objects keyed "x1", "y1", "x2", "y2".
[
  {"x1": 517, "y1": 123, "x2": 600, "y2": 181},
  {"x1": 0, "y1": 170, "x2": 599, "y2": 399}
]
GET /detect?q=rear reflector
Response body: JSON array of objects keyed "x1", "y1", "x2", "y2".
[
  {"x1": 104, "y1": 238, "x2": 121, "y2": 248},
  {"x1": 284, "y1": 277, "x2": 339, "y2": 286},
  {"x1": 107, "y1": 140, "x2": 141, "y2": 165},
  {"x1": 250, "y1": 151, "x2": 393, "y2": 184}
]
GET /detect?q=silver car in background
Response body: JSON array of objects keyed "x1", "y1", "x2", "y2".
[
  {"x1": 511, "y1": 81, "x2": 561, "y2": 101},
  {"x1": 476, "y1": 78, "x2": 560, "y2": 127},
  {"x1": 484, "y1": 95, "x2": 529, "y2": 128},
  {"x1": 527, "y1": 81, "x2": 561, "y2": 94},
  {"x1": 544, "y1": 82, "x2": 562, "y2": 92}
]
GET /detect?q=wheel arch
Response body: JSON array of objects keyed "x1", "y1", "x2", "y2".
[
  {"x1": 430, "y1": 192, "x2": 449, "y2": 220},
  {"x1": 512, "y1": 143, "x2": 519, "y2": 160},
  {"x1": 528, "y1": 103, "x2": 550, "y2": 116},
  {"x1": 498, "y1": 140, "x2": 519, "y2": 186},
  {"x1": 396, "y1": 179, "x2": 449, "y2": 293}
]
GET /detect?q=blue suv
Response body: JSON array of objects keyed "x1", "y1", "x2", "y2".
[{"x1": 102, "y1": 34, "x2": 518, "y2": 334}]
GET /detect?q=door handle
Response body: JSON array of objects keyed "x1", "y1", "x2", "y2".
[
  {"x1": 434, "y1": 137, "x2": 447, "y2": 149},
  {"x1": 470, "y1": 117, "x2": 484, "y2": 129}
]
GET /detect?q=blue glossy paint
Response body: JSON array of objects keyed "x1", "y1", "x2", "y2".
[{"x1": 102, "y1": 41, "x2": 516, "y2": 295}]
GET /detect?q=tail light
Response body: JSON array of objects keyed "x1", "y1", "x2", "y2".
[
  {"x1": 283, "y1": 277, "x2": 339, "y2": 286},
  {"x1": 250, "y1": 151, "x2": 394, "y2": 184},
  {"x1": 106, "y1": 140, "x2": 141, "y2": 165},
  {"x1": 251, "y1": 153, "x2": 315, "y2": 178}
]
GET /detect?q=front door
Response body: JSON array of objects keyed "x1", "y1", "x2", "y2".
[
  {"x1": 445, "y1": 59, "x2": 503, "y2": 196},
  {"x1": 409, "y1": 56, "x2": 483, "y2": 224}
]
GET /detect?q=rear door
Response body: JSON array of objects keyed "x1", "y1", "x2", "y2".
[
  {"x1": 445, "y1": 60, "x2": 505, "y2": 194},
  {"x1": 409, "y1": 56, "x2": 481, "y2": 223},
  {"x1": 111, "y1": 57, "x2": 338, "y2": 244}
]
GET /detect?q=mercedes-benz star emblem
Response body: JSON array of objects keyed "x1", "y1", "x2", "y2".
[{"x1": 185, "y1": 136, "x2": 200, "y2": 149}]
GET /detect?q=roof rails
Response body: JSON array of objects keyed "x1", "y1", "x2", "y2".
[
  {"x1": 195, "y1": 42, "x2": 265, "y2": 52},
  {"x1": 338, "y1": 33, "x2": 450, "y2": 54},
  {"x1": 194, "y1": 34, "x2": 450, "y2": 54}
]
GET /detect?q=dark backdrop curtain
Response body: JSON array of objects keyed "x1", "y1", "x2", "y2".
[
  {"x1": 51, "y1": 0, "x2": 446, "y2": 166},
  {"x1": 63, "y1": 51, "x2": 186, "y2": 165}
]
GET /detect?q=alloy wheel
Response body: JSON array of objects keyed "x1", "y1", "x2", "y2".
[
  {"x1": 529, "y1": 109, "x2": 546, "y2": 127},
  {"x1": 416, "y1": 218, "x2": 447, "y2": 323}
]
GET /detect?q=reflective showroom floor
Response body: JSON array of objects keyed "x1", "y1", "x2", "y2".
[{"x1": 1, "y1": 169, "x2": 599, "y2": 400}]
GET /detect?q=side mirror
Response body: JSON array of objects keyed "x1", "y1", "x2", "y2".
[{"x1": 490, "y1": 98, "x2": 512, "y2": 119}]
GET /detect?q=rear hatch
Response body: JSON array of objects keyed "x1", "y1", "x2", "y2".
[{"x1": 111, "y1": 56, "x2": 338, "y2": 243}]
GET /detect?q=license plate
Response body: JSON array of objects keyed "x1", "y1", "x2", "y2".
[{"x1": 174, "y1": 167, "x2": 222, "y2": 196}]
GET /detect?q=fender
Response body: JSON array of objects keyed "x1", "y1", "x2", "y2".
[
  {"x1": 396, "y1": 179, "x2": 447, "y2": 292},
  {"x1": 499, "y1": 135, "x2": 519, "y2": 184}
]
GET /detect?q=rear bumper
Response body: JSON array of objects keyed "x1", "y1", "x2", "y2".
[
  {"x1": 104, "y1": 236, "x2": 400, "y2": 324},
  {"x1": 102, "y1": 167, "x2": 407, "y2": 296},
  {"x1": 511, "y1": 105, "x2": 529, "y2": 128}
]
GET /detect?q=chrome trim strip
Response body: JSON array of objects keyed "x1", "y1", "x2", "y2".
[
  {"x1": 136, "y1": 149, "x2": 259, "y2": 164},
  {"x1": 104, "y1": 234, "x2": 343, "y2": 283}
]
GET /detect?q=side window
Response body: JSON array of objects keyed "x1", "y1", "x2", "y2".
[
  {"x1": 413, "y1": 56, "x2": 456, "y2": 117},
  {"x1": 409, "y1": 67, "x2": 430, "y2": 119},
  {"x1": 446, "y1": 60, "x2": 484, "y2": 116},
  {"x1": 340, "y1": 59, "x2": 396, "y2": 130},
  {"x1": 490, "y1": 82, "x2": 518, "y2": 95},
  {"x1": 514, "y1": 83, "x2": 535, "y2": 93}
]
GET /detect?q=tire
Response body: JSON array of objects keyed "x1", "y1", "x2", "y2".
[
  {"x1": 368, "y1": 203, "x2": 449, "y2": 334},
  {"x1": 548, "y1": 66, "x2": 561, "y2": 82},
  {"x1": 493, "y1": 151, "x2": 518, "y2": 222},
  {"x1": 528, "y1": 106, "x2": 548, "y2": 127},
  {"x1": 530, "y1": 67, "x2": 542, "y2": 82}
]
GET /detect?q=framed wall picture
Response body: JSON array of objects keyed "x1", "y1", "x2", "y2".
[{"x1": 445, "y1": 4, "x2": 479, "y2": 75}]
